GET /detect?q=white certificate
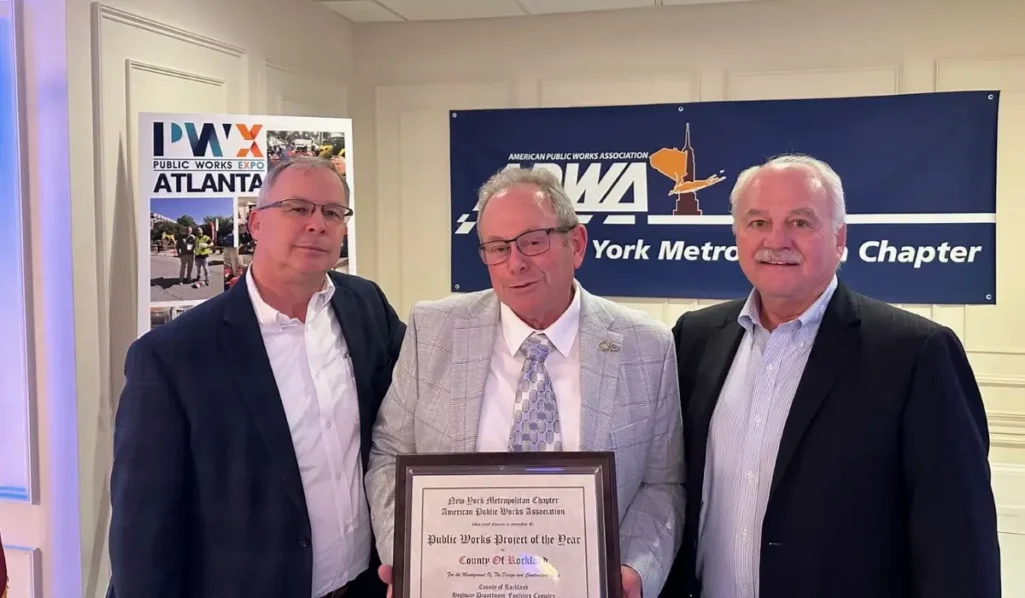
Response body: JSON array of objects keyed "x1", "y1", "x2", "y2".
[{"x1": 393, "y1": 453, "x2": 620, "y2": 598}]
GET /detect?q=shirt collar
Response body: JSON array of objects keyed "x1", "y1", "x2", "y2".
[
  {"x1": 499, "y1": 281, "x2": 581, "y2": 358},
  {"x1": 246, "y1": 267, "x2": 335, "y2": 327},
  {"x1": 738, "y1": 274, "x2": 838, "y2": 333}
]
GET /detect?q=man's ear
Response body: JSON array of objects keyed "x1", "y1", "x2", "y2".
[
  {"x1": 570, "y1": 224, "x2": 588, "y2": 267},
  {"x1": 835, "y1": 223, "x2": 847, "y2": 259},
  {"x1": 248, "y1": 210, "x2": 261, "y2": 240}
]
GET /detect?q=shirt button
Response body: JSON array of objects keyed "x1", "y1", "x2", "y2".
[
  {"x1": 766, "y1": 364, "x2": 773, "y2": 371},
  {"x1": 298, "y1": 537, "x2": 310, "y2": 548},
  {"x1": 754, "y1": 415, "x2": 762, "y2": 424},
  {"x1": 336, "y1": 472, "x2": 342, "y2": 481},
  {"x1": 325, "y1": 420, "x2": 332, "y2": 429}
]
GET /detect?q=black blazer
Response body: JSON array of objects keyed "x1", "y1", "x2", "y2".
[
  {"x1": 107, "y1": 271, "x2": 404, "y2": 598},
  {"x1": 661, "y1": 282, "x2": 1000, "y2": 598}
]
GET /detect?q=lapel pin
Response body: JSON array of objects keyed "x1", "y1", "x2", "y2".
[{"x1": 599, "y1": 340, "x2": 620, "y2": 353}]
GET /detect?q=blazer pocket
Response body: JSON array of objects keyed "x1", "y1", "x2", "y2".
[{"x1": 610, "y1": 419, "x2": 651, "y2": 450}]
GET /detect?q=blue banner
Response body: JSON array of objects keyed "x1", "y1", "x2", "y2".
[{"x1": 449, "y1": 91, "x2": 999, "y2": 304}]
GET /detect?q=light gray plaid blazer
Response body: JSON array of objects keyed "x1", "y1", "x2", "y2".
[{"x1": 366, "y1": 286, "x2": 685, "y2": 597}]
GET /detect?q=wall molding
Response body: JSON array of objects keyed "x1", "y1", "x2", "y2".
[
  {"x1": 125, "y1": 59, "x2": 225, "y2": 87},
  {"x1": 264, "y1": 58, "x2": 349, "y2": 116},
  {"x1": 977, "y1": 374, "x2": 1025, "y2": 388},
  {"x1": 935, "y1": 54, "x2": 1025, "y2": 90},
  {"x1": 1, "y1": 545, "x2": 41, "y2": 598},
  {"x1": 968, "y1": 345, "x2": 1025, "y2": 356},
  {"x1": 724, "y1": 64, "x2": 902, "y2": 99},
  {"x1": 726, "y1": 64, "x2": 902, "y2": 78},
  {"x1": 537, "y1": 72, "x2": 700, "y2": 106},
  {"x1": 95, "y1": 4, "x2": 246, "y2": 57},
  {"x1": 993, "y1": 463, "x2": 1025, "y2": 536},
  {"x1": 991, "y1": 412, "x2": 1025, "y2": 449},
  {"x1": 264, "y1": 58, "x2": 348, "y2": 85},
  {"x1": 264, "y1": 58, "x2": 301, "y2": 76},
  {"x1": 0, "y1": 0, "x2": 36, "y2": 506}
]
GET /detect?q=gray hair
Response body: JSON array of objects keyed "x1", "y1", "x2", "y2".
[
  {"x1": 256, "y1": 156, "x2": 349, "y2": 207},
  {"x1": 729, "y1": 153, "x2": 846, "y2": 231},
  {"x1": 476, "y1": 166, "x2": 579, "y2": 240}
]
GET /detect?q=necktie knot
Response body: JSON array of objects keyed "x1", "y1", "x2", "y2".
[{"x1": 520, "y1": 333, "x2": 553, "y2": 363}]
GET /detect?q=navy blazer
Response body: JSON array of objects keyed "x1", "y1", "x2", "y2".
[
  {"x1": 107, "y1": 271, "x2": 404, "y2": 598},
  {"x1": 661, "y1": 282, "x2": 1001, "y2": 598}
]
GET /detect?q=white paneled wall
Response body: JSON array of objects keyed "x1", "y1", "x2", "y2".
[
  {"x1": 265, "y1": 59, "x2": 350, "y2": 117},
  {"x1": 353, "y1": 0, "x2": 1025, "y2": 593},
  {"x1": 3, "y1": 0, "x2": 84, "y2": 594},
  {"x1": 1, "y1": 0, "x2": 357, "y2": 596},
  {"x1": 374, "y1": 83, "x2": 514, "y2": 306},
  {"x1": 85, "y1": 10, "x2": 249, "y2": 596},
  {"x1": 1, "y1": 546, "x2": 40, "y2": 598},
  {"x1": 90, "y1": 5, "x2": 250, "y2": 483},
  {"x1": 726, "y1": 66, "x2": 902, "y2": 99}
]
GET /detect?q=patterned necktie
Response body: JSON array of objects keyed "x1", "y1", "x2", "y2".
[{"x1": 508, "y1": 332, "x2": 563, "y2": 452}]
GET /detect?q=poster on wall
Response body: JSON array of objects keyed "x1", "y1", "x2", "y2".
[
  {"x1": 137, "y1": 112, "x2": 355, "y2": 337},
  {"x1": 449, "y1": 91, "x2": 999, "y2": 305}
]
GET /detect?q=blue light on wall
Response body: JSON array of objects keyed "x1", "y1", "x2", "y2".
[{"x1": 0, "y1": 4, "x2": 33, "y2": 504}]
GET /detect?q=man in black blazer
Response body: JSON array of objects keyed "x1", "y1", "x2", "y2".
[
  {"x1": 108, "y1": 157, "x2": 401, "y2": 598},
  {"x1": 661, "y1": 154, "x2": 1000, "y2": 598}
]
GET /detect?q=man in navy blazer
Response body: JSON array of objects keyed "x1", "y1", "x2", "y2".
[
  {"x1": 108, "y1": 157, "x2": 402, "y2": 598},
  {"x1": 661, "y1": 154, "x2": 1000, "y2": 598}
]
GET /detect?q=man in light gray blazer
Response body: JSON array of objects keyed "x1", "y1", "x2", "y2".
[{"x1": 367, "y1": 166, "x2": 685, "y2": 598}]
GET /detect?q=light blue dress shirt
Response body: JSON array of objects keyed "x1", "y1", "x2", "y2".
[{"x1": 697, "y1": 275, "x2": 838, "y2": 598}]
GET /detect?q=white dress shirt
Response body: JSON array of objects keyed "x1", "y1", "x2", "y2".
[
  {"x1": 477, "y1": 284, "x2": 583, "y2": 452},
  {"x1": 697, "y1": 275, "x2": 838, "y2": 598},
  {"x1": 246, "y1": 272, "x2": 370, "y2": 597}
]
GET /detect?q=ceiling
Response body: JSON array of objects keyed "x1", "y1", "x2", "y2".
[{"x1": 317, "y1": 0, "x2": 763, "y2": 23}]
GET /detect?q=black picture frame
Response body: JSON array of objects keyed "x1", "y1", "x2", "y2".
[{"x1": 393, "y1": 451, "x2": 622, "y2": 598}]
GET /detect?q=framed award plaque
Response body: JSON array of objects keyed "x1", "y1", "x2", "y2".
[{"x1": 392, "y1": 452, "x2": 622, "y2": 598}]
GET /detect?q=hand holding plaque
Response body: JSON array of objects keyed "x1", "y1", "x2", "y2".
[{"x1": 390, "y1": 452, "x2": 622, "y2": 598}]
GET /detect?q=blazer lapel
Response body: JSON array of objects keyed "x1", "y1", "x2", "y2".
[
  {"x1": 768, "y1": 283, "x2": 861, "y2": 500},
  {"x1": 328, "y1": 279, "x2": 375, "y2": 470},
  {"x1": 452, "y1": 293, "x2": 500, "y2": 452},
  {"x1": 578, "y1": 292, "x2": 623, "y2": 451},
  {"x1": 220, "y1": 274, "x2": 307, "y2": 513}
]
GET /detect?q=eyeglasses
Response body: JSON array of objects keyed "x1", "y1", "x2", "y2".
[
  {"x1": 478, "y1": 226, "x2": 574, "y2": 265},
  {"x1": 256, "y1": 198, "x2": 353, "y2": 226}
]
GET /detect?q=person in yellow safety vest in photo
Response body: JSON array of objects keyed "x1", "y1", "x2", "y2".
[{"x1": 193, "y1": 231, "x2": 213, "y2": 288}]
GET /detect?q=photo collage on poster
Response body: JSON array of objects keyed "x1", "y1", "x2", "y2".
[{"x1": 138, "y1": 113, "x2": 354, "y2": 336}]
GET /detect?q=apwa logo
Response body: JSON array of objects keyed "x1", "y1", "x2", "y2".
[
  {"x1": 152, "y1": 122, "x2": 265, "y2": 159},
  {"x1": 453, "y1": 123, "x2": 727, "y2": 235},
  {"x1": 648, "y1": 123, "x2": 727, "y2": 216},
  {"x1": 454, "y1": 161, "x2": 649, "y2": 235}
]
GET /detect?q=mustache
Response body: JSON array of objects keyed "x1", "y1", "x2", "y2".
[{"x1": 755, "y1": 248, "x2": 803, "y2": 265}]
